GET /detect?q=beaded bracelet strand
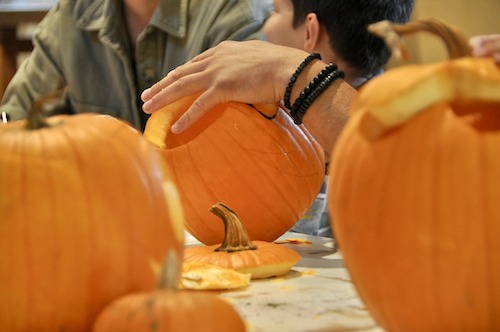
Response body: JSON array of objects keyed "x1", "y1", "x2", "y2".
[
  {"x1": 283, "y1": 52, "x2": 321, "y2": 110},
  {"x1": 291, "y1": 68, "x2": 345, "y2": 125},
  {"x1": 289, "y1": 63, "x2": 338, "y2": 119}
]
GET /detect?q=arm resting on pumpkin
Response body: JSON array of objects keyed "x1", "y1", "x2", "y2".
[
  {"x1": 141, "y1": 40, "x2": 354, "y2": 154},
  {"x1": 287, "y1": 59, "x2": 354, "y2": 157}
]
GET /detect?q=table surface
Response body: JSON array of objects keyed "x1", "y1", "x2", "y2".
[{"x1": 185, "y1": 232, "x2": 383, "y2": 332}]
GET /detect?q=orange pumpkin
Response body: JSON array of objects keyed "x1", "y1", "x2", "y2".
[
  {"x1": 183, "y1": 203, "x2": 301, "y2": 279},
  {"x1": 328, "y1": 19, "x2": 500, "y2": 331},
  {"x1": 0, "y1": 99, "x2": 184, "y2": 331},
  {"x1": 144, "y1": 95, "x2": 325, "y2": 245},
  {"x1": 93, "y1": 250, "x2": 246, "y2": 332}
]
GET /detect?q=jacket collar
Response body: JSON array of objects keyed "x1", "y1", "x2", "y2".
[
  {"x1": 74, "y1": 0, "x2": 187, "y2": 39},
  {"x1": 152, "y1": 0, "x2": 187, "y2": 38}
]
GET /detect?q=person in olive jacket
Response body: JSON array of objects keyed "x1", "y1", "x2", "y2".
[{"x1": 0, "y1": 0, "x2": 272, "y2": 131}]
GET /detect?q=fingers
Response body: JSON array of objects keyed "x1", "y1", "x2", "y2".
[
  {"x1": 142, "y1": 72, "x2": 205, "y2": 114},
  {"x1": 141, "y1": 51, "x2": 215, "y2": 113},
  {"x1": 171, "y1": 89, "x2": 220, "y2": 134},
  {"x1": 470, "y1": 34, "x2": 500, "y2": 59}
]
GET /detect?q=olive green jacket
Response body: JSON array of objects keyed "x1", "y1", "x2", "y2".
[{"x1": 0, "y1": 0, "x2": 271, "y2": 130}]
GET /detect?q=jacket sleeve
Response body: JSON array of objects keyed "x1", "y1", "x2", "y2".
[{"x1": 0, "y1": 3, "x2": 67, "y2": 121}]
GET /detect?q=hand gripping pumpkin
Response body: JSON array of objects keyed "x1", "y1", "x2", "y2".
[
  {"x1": 0, "y1": 95, "x2": 184, "y2": 331},
  {"x1": 328, "y1": 19, "x2": 500, "y2": 332},
  {"x1": 144, "y1": 96, "x2": 325, "y2": 245}
]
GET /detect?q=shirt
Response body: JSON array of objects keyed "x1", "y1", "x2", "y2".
[{"x1": 0, "y1": 0, "x2": 272, "y2": 131}]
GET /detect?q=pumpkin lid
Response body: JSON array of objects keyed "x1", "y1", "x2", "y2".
[{"x1": 351, "y1": 19, "x2": 500, "y2": 140}]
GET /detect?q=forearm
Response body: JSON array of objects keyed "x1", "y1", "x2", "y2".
[
  {"x1": 285, "y1": 59, "x2": 355, "y2": 156},
  {"x1": 141, "y1": 40, "x2": 356, "y2": 152}
]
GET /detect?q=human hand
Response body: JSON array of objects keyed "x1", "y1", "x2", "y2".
[
  {"x1": 469, "y1": 34, "x2": 500, "y2": 63},
  {"x1": 141, "y1": 40, "x2": 312, "y2": 134}
]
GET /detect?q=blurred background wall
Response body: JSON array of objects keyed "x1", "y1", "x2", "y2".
[{"x1": 402, "y1": 0, "x2": 500, "y2": 64}]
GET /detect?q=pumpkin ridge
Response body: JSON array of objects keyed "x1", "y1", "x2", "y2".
[
  {"x1": 40, "y1": 128, "x2": 67, "y2": 327},
  {"x1": 167, "y1": 143, "x2": 218, "y2": 241},
  {"x1": 329, "y1": 110, "x2": 397, "y2": 327},
  {"x1": 269, "y1": 112, "x2": 325, "y2": 208},
  {"x1": 248, "y1": 107, "x2": 323, "y2": 178},
  {"x1": 374, "y1": 108, "x2": 435, "y2": 329},
  {"x1": 19, "y1": 132, "x2": 32, "y2": 328},
  {"x1": 234, "y1": 108, "x2": 324, "y2": 231},
  {"x1": 220, "y1": 121, "x2": 297, "y2": 232},
  {"x1": 480, "y1": 145, "x2": 495, "y2": 329},
  {"x1": 59, "y1": 120, "x2": 112, "y2": 322},
  {"x1": 182, "y1": 139, "x2": 227, "y2": 238},
  {"x1": 194, "y1": 122, "x2": 291, "y2": 240},
  {"x1": 25, "y1": 118, "x2": 86, "y2": 326}
]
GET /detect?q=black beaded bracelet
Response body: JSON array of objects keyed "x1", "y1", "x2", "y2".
[
  {"x1": 289, "y1": 63, "x2": 338, "y2": 118},
  {"x1": 291, "y1": 68, "x2": 345, "y2": 125},
  {"x1": 283, "y1": 52, "x2": 321, "y2": 110}
]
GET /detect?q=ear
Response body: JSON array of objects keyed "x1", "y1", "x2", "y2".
[{"x1": 303, "y1": 13, "x2": 321, "y2": 51}]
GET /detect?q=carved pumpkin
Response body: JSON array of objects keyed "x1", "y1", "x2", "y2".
[
  {"x1": 144, "y1": 95, "x2": 325, "y2": 245},
  {"x1": 328, "y1": 19, "x2": 500, "y2": 331},
  {"x1": 93, "y1": 250, "x2": 246, "y2": 332},
  {"x1": 0, "y1": 99, "x2": 184, "y2": 331},
  {"x1": 183, "y1": 203, "x2": 301, "y2": 279}
]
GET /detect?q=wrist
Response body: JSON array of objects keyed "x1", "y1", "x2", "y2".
[
  {"x1": 275, "y1": 49, "x2": 315, "y2": 101},
  {"x1": 290, "y1": 60, "x2": 329, "y2": 102}
]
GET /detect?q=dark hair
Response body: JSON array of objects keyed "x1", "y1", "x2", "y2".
[{"x1": 291, "y1": 0, "x2": 414, "y2": 77}]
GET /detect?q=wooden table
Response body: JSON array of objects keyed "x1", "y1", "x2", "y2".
[
  {"x1": 185, "y1": 232, "x2": 383, "y2": 332},
  {"x1": 0, "y1": 0, "x2": 57, "y2": 100}
]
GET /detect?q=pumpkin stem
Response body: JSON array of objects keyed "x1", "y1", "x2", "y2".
[
  {"x1": 368, "y1": 18, "x2": 471, "y2": 62},
  {"x1": 210, "y1": 202, "x2": 257, "y2": 252},
  {"x1": 157, "y1": 249, "x2": 181, "y2": 290},
  {"x1": 25, "y1": 89, "x2": 67, "y2": 130}
]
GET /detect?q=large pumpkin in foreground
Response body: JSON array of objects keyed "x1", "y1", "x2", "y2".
[
  {"x1": 144, "y1": 95, "x2": 325, "y2": 245},
  {"x1": 328, "y1": 20, "x2": 500, "y2": 331},
  {"x1": 0, "y1": 108, "x2": 184, "y2": 331}
]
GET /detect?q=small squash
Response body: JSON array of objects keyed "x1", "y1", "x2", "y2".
[
  {"x1": 0, "y1": 95, "x2": 184, "y2": 331},
  {"x1": 144, "y1": 95, "x2": 325, "y2": 245},
  {"x1": 92, "y1": 250, "x2": 246, "y2": 332},
  {"x1": 328, "y1": 19, "x2": 500, "y2": 331},
  {"x1": 183, "y1": 203, "x2": 301, "y2": 279}
]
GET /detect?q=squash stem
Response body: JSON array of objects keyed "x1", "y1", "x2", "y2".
[
  {"x1": 368, "y1": 18, "x2": 471, "y2": 61},
  {"x1": 210, "y1": 202, "x2": 257, "y2": 252},
  {"x1": 25, "y1": 89, "x2": 67, "y2": 130},
  {"x1": 157, "y1": 249, "x2": 181, "y2": 290},
  {"x1": 26, "y1": 98, "x2": 50, "y2": 130}
]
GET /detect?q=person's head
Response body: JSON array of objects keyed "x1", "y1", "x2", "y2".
[{"x1": 264, "y1": 0, "x2": 414, "y2": 84}]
